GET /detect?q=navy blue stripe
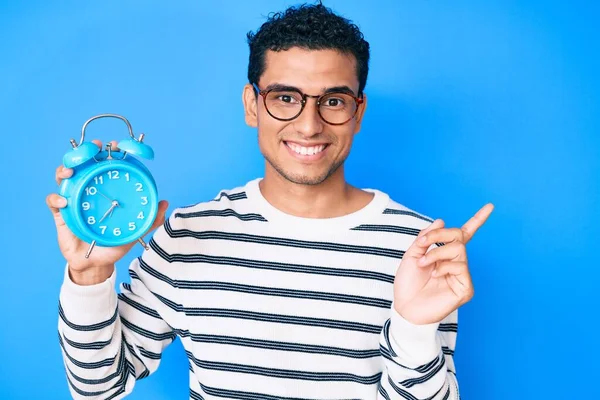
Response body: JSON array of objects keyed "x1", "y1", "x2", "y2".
[
  {"x1": 400, "y1": 354, "x2": 446, "y2": 388},
  {"x1": 380, "y1": 347, "x2": 444, "y2": 374},
  {"x1": 148, "y1": 240, "x2": 395, "y2": 283},
  {"x1": 59, "y1": 333, "x2": 117, "y2": 369},
  {"x1": 414, "y1": 357, "x2": 441, "y2": 374},
  {"x1": 442, "y1": 346, "x2": 454, "y2": 356},
  {"x1": 66, "y1": 374, "x2": 125, "y2": 399},
  {"x1": 351, "y1": 225, "x2": 421, "y2": 236},
  {"x1": 382, "y1": 208, "x2": 434, "y2": 223},
  {"x1": 212, "y1": 191, "x2": 247, "y2": 202},
  {"x1": 61, "y1": 337, "x2": 128, "y2": 385},
  {"x1": 120, "y1": 316, "x2": 176, "y2": 342},
  {"x1": 139, "y1": 347, "x2": 161, "y2": 360},
  {"x1": 65, "y1": 362, "x2": 132, "y2": 398},
  {"x1": 175, "y1": 330, "x2": 379, "y2": 359},
  {"x1": 186, "y1": 350, "x2": 381, "y2": 385},
  {"x1": 386, "y1": 375, "x2": 420, "y2": 400},
  {"x1": 135, "y1": 259, "x2": 390, "y2": 308},
  {"x1": 153, "y1": 292, "x2": 381, "y2": 334},
  {"x1": 175, "y1": 208, "x2": 267, "y2": 222},
  {"x1": 190, "y1": 389, "x2": 205, "y2": 400},
  {"x1": 379, "y1": 385, "x2": 392, "y2": 400},
  {"x1": 438, "y1": 323, "x2": 458, "y2": 332},
  {"x1": 62, "y1": 333, "x2": 112, "y2": 350},
  {"x1": 137, "y1": 369, "x2": 150, "y2": 380},
  {"x1": 379, "y1": 345, "x2": 429, "y2": 372},
  {"x1": 163, "y1": 220, "x2": 404, "y2": 259},
  {"x1": 198, "y1": 382, "x2": 362, "y2": 400},
  {"x1": 443, "y1": 387, "x2": 451, "y2": 400},
  {"x1": 382, "y1": 319, "x2": 397, "y2": 358},
  {"x1": 117, "y1": 291, "x2": 162, "y2": 319},
  {"x1": 59, "y1": 303, "x2": 117, "y2": 332},
  {"x1": 122, "y1": 341, "x2": 153, "y2": 382}
]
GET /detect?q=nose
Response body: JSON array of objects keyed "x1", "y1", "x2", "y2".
[{"x1": 292, "y1": 97, "x2": 324, "y2": 138}]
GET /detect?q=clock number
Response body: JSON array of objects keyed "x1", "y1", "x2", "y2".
[
  {"x1": 137, "y1": 211, "x2": 145, "y2": 220},
  {"x1": 94, "y1": 176, "x2": 104, "y2": 185},
  {"x1": 141, "y1": 197, "x2": 148, "y2": 205},
  {"x1": 113, "y1": 228, "x2": 121, "y2": 236},
  {"x1": 85, "y1": 186, "x2": 97, "y2": 196},
  {"x1": 100, "y1": 225, "x2": 107, "y2": 234},
  {"x1": 135, "y1": 183, "x2": 143, "y2": 192},
  {"x1": 107, "y1": 170, "x2": 119, "y2": 180},
  {"x1": 128, "y1": 222, "x2": 136, "y2": 231},
  {"x1": 87, "y1": 216, "x2": 96, "y2": 225},
  {"x1": 82, "y1": 202, "x2": 91, "y2": 211},
  {"x1": 125, "y1": 173, "x2": 130, "y2": 181}
]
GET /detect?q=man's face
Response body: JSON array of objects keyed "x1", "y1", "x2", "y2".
[{"x1": 243, "y1": 47, "x2": 367, "y2": 186}]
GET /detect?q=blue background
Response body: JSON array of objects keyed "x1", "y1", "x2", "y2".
[{"x1": 0, "y1": 0, "x2": 597, "y2": 399}]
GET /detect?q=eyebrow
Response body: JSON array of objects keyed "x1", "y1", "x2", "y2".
[{"x1": 264, "y1": 82, "x2": 357, "y2": 97}]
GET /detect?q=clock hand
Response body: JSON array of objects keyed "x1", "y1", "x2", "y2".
[
  {"x1": 98, "y1": 200, "x2": 120, "y2": 224},
  {"x1": 96, "y1": 189, "x2": 112, "y2": 202},
  {"x1": 108, "y1": 200, "x2": 120, "y2": 218}
]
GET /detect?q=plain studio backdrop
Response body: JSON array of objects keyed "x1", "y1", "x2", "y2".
[{"x1": 0, "y1": 0, "x2": 597, "y2": 399}]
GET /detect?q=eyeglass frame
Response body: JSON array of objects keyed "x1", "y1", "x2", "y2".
[{"x1": 252, "y1": 83, "x2": 364, "y2": 126}]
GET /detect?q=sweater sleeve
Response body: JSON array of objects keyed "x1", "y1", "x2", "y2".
[
  {"x1": 57, "y1": 240, "x2": 177, "y2": 399},
  {"x1": 377, "y1": 305, "x2": 460, "y2": 399}
]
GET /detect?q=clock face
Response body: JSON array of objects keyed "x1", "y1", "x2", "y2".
[{"x1": 78, "y1": 167, "x2": 154, "y2": 244}]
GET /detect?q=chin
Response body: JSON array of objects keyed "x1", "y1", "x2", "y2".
[
  {"x1": 270, "y1": 159, "x2": 345, "y2": 186},
  {"x1": 283, "y1": 173, "x2": 330, "y2": 186}
]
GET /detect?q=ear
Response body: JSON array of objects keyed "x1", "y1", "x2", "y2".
[
  {"x1": 353, "y1": 92, "x2": 368, "y2": 134},
  {"x1": 242, "y1": 83, "x2": 258, "y2": 128}
]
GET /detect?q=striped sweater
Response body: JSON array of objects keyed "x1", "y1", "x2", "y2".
[{"x1": 58, "y1": 178, "x2": 460, "y2": 399}]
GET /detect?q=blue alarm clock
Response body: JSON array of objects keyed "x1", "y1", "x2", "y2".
[{"x1": 59, "y1": 114, "x2": 159, "y2": 258}]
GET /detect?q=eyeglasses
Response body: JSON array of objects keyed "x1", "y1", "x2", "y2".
[{"x1": 253, "y1": 83, "x2": 364, "y2": 126}]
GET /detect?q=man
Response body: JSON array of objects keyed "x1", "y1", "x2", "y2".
[{"x1": 47, "y1": 2, "x2": 493, "y2": 399}]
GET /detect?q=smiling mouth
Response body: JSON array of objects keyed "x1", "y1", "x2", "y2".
[{"x1": 284, "y1": 141, "x2": 329, "y2": 156}]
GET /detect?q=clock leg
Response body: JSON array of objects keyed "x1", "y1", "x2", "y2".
[
  {"x1": 85, "y1": 240, "x2": 97, "y2": 258},
  {"x1": 138, "y1": 238, "x2": 149, "y2": 251}
]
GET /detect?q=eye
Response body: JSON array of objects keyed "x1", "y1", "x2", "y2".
[
  {"x1": 278, "y1": 95, "x2": 294, "y2": 103},
  {"x1": 326, "y1": 98, "x2": 343, "y2": 107},
  {"x1": 321, "y1": 94, "x2": 349, "y2": 109},
  {"x1": 268, "y1": 91, "x2": 302, "y2": 105}
]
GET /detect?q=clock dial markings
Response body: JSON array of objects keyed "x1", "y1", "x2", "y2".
[{"x1": 79, "y1": 167, "x2": 152, "y2": 242}]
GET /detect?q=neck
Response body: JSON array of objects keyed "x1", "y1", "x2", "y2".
[{"x1": 259, "y1": 164, "x2": 373, "y2": 219}]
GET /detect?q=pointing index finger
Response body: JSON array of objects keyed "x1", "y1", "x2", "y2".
[{"x1": 461, "y1": 203, "x2": 494, "y2": 243}]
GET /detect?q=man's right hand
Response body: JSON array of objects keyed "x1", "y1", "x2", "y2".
[{"x1": 47, "y1": 139, "x2": 169, "y2": 286}]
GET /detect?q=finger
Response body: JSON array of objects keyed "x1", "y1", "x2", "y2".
[
  {"x1": 417, "y1": 241, "x2": 465, "y2": 267},
  {"x1": 431, "y1": 261, "x2": 468, "y2": 278},
  {"x1": 405, "y1": 219, "x2": 445, "y2": 260},
  {"x1": 418, "y1": 227, "x2": 464, "y2": 247},
  {"x1": 461, "y1": 203, "x2": 494, "y2": 243},
  {"x1": 447, "y1": 274, "x2": 474, "y2": 301},
  {"x1": 150, "y1": 200, "x2": 169, "y2": 230},
  {"x1": 91, "y1": 139, "x2": 120, "y2": 151},
  {"x1": 55, "y1": 165, "x2": 73, "y2": 185},
  {"x1": 46, "y1": 194, "x2": 67, "y2": 215},
  {"x1": 417, "y1": 218, "x2": 445, "y2": 238}
]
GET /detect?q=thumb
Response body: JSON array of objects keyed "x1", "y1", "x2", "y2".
[
  {"x1": 405, "y1": 218, "x2": 445, "y2": 259},
  {"x1": 150, "y1": 200, "x2": 170, "y2": 231},
  {"x1": 46, "y1": 194, "x2": 68, "y2": 227}
]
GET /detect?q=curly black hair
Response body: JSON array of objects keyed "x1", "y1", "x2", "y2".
[{"x1": 246, "y1": 1, "x2": 370, "y2": 95}]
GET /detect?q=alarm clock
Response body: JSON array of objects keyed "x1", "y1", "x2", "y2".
[{"x1": 58, "y1": 114, "x2": 159, "y2": 258}]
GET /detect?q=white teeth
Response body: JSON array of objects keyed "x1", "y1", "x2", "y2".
[{"x1": 287, "y1": 142, "x2": 326, "y2": 156}]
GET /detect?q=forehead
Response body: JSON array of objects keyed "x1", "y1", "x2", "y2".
[{"x1": 260, "y1": 47, "x2": 358, "y2": 92}]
